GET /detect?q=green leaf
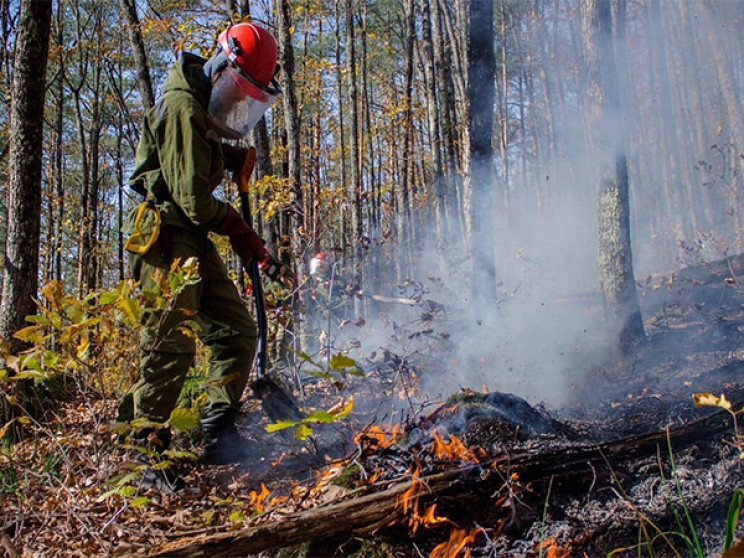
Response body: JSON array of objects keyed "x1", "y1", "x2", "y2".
[
  {"x1": 229, "y1": 510, "x2": 245, "y2": 523},
  {"x1": 295, "y1": 424, "x2": 314, "y2": 441},
  {"x1": 303, "y1": 410, "x2": 336, "y2": 424},
  {"x1": 152, "y1": 459, "x2": 174, "y2": 471},
  {"x1": 265, "y1": 419, "x2": 299, "y2": 433},
  {"x1": 725, "y1": 488, "x2": 744, "y2": 550},
  {"x1": 118, "y1": 485, "x2": 136, "y2": 498},
  {"x1": 329, "y1": 353, "x2": 356, "y2": 369},
  {"x1": 98, "y1": 291, "x2": 118, "y2": 305},
  {"x1": 168, "y1": 408, "x2": 198, "y2": 432},
  {"x1": 307, "y1": 370, "x2": 333, "y2": 379},
  {"x1": 42, "y1": 351, "x2": 60, "y2": 369},
  {"x1": 0, "y1": 369, "x2": 8, "y2": 381},
  {"x1": 291, "y1": 349, "x2": 324, "y2": 370},
  {"x1": 13, "y1": 326, "x2": 44, "y2": 343},
  {"x1": 108, "y1": 472, "x2": 140, "y2": 487},
  {"x1": 118, "y1": 297, "x2": 142, "y2": 322},
  {"x1": 130, "y1": 496, "x2": 150, "y2": 508},
  {"x1": 162, "y1": 449, "x2": 198, "y2": 460},
  {"x1": 329, "y1": 353, "x2": 365, "y2": 376}
]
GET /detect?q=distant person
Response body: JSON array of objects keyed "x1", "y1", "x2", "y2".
[{"x1": 122, "y1": 22, "x2": 281, "y2": 489}]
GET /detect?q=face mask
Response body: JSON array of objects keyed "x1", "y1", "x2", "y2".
[{"x1": 208, "y1": 65, "x2": 279, "y2": 138}]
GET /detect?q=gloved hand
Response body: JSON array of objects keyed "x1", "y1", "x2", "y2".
[
  {"x1": 261, "y1": 255, "x2": 295, "y2": 288},
  {"x1": 216, "y1": 206, "x2": 269, "y2": 266}
]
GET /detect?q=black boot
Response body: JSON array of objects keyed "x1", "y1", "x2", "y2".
[
  {"x1": 202, "y1": 409, "x2": 255, "y2": 465},
  {"x1": 133, "y1": 428, "x2": 184, "y2": 492}
]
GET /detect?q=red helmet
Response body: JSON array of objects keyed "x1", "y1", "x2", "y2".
[
  {"x1": 208, "y1": 22, "x2": 281, "y2": 138},
  {"x1": 217, "y1": 23, "x2": 279, "y2": 93}
]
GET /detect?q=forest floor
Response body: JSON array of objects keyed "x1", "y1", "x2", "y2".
[{"x1": 3, "y1": 254, "x2": 744, "y2": 557}]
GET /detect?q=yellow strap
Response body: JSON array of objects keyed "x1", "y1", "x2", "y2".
[{"x1": 124, "y1": 201, "x2": 161, "y2": 255}]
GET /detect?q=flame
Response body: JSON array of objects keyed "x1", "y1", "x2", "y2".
[
  {"x1": 354, "y1": 423, "x2": 402, "y2": 450},
  {"x1": 430, "y1": 527, "x2": 479, "y2": 558},
  {"x1": 538, "y1": 538, "x2": 570, "y2": 558},
  {"x1": 314, "y1": 463, "x2": 344, "y2": 490},
  {"x1": 430, "y1": 429, "x2": 479, "y2": 463},
  {"x1": 409, "y1": 503, "x2": 450, "y2": 534},
  {"x1": 247, "y1": 483, "x2": 271, "y2": 513},
  {"x1": 397, "y1": 466, "x2": 422, "y2": 516}
]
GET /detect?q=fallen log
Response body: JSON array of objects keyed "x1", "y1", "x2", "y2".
[{"x1": 150, "y1": 408, "x2": 734, "y2": 557}]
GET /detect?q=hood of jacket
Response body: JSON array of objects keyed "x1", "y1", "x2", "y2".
[{"x1": 162, "y1": 52, "x2": 211, "y2": 108}]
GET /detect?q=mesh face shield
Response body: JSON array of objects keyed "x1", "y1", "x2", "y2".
[{"x1": 207, "y1": 65, "x2": 279, "y2": 138}]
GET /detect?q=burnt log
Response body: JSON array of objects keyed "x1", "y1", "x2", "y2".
[{"x1": 150, "y1": 409, "x2": 734, "y2": 557}]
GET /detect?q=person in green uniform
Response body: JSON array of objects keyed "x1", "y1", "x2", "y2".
[{"x1": 123, "y1": 22, "x2": 282, "y2": 487}]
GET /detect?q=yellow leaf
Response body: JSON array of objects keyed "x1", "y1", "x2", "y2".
[
  {"x1": 328, "y1": 396, "x2": 354, "y2": 419},
  {"x1": 118, "y1": 297, "x2": 142, "y2": 322},
  {"x1": 168, "y1": 408, "x2": 198, "y2": 432},
  {"x1": 76, "y1": 337, "x2": 90, "y2": 359},
  {"x1": 13, "y1": 326, "x2": 43, "y2": 343},
  {"x1": 295, "y1": 424, "x2": 314, "y2": 441},
  {"x1": 693, "y1": 392, "x2": 732, "y2": 410}
]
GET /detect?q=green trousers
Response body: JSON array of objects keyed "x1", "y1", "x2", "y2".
[{"x1": 130, "y1": 228, "x2": 257, "y2": 423}]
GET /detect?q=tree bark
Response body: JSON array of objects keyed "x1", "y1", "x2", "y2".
[
  {"x1": 467, "y1": 0, "x2": 498, "y2": 309},
  {"x1": 0, "y1": 0, "x2": 53, "y2": 348},
  {"x1": 277, "y1": 0, "x2": 304, "y2": 270},
  {"x1": 581, "y1": 0, "x2": 644, "y2": 352},
  {"x1": 118, "y1": 0, "x2": 155, "y2": 109}
]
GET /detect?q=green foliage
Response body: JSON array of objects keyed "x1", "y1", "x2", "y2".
[
  {"x1": 0, "y1": 258, "x2": 200, "y2": 403},
  {"x1": 724, "y1": 488, "x2": 744, "y2": 552},
  {"x1": 266, "y1": 396, "x2": 354, "y2": 441},
  {"x1": 293, "y1": 348, "x2": 365, "y2": 379}
]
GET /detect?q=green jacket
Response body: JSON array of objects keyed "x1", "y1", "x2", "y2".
[{"x1": 128, "y1": 53, "x2": 229, "y2": 233}]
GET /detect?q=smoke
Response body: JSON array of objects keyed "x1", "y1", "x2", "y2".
[{"x1": 313, "y1": 1, "x2": 744, "y2": 411}]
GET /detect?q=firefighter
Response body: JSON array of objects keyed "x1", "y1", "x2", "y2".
[{"x1": 122, "y1": 22, "x2": 281, "y2": 489}]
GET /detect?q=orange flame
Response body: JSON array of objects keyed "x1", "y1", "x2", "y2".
[
  {"x1": 538, "y1": 538, "x2": 570, "y2": 558},
  {"x1": 248, "y1": 483, "x2": 271, "y2": 513},
  {"x1": 397, "y1": 466, "x2": 422, "y2": 516},
  {"x1": 430, "y1": 429, "x2": 479, "y2": 463},
  {"x1": 354, "y1": 423, "x2": 402, "y2": 450},
  {"x1": 430, "y1": 527, "x2": 479, "y2": 558}
]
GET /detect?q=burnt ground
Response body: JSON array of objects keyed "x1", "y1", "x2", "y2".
[
  {"x1": 455, "y1": 257, "x2": 744, "y2": 557},
  {"x1": 4, "y1": 256, "x2": 744, "y2": 557},
  {"x1": 206, "y1": 256, "x2": 744, "y2": 557},
  {"x1": 226, "y1": 255, "x2": 744, "y2": 557}
]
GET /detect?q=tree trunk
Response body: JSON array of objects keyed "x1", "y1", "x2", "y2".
[
  {"x1": 0, "y1": 0, "x2": 53, "y2": 348},
  {"x1": 0, "y1": 0, "x2": 53, "y2": 440},
  {"x1": 345, "y1": 0, "x2": 363, "y2": 314},
  {"x1": 118, "y1": 0, "x2": 155, "y2": 109},
  {"x1": 467, "y1": 0, "x2": 498, "y2": 310},
  {"x1": 581, "y1": 0, "x2": 644, "y2": 353},
  {"x1": 421, "y1": 0, "x2": 448, "y2": 256},
  {"x1": 52, "y1": 2, "x2": 65, "y2": 283},
  {"x1": 277, "y1": 0, "x2": 304, "y2": 271}
]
